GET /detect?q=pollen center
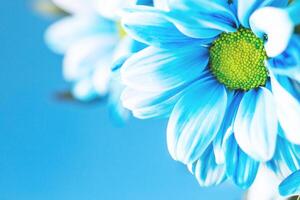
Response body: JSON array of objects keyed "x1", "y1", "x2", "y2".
[{"x1": 210, "y1": 28, "x2": 268, "y2": 91}]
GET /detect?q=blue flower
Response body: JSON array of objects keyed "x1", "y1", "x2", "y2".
[
  {"x1": 120, "y1": 0, "x2": 300, "y2": 188},
  {"x1": 45, "y1": 0, "x2": 152, "y2": 123},
  {"x1": 279, "y1": 170, "x2": 300, "y2": 197}
]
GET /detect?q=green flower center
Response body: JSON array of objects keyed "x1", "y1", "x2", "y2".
[
  {"x1": 117, "y1": 21, "x2": 127, "y2": 39},
  {"x1": 209, "y1": 28, "x2": 268, "y2": 91}
]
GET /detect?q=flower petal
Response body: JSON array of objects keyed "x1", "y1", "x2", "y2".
[
  {"x1": 63, "y1": 36, "x2": 116, "y2": 81},
  {"x1": 250, "y1": 7, "x2": 293, "y2": 57},
  {"x1": 121, "y1": 46, "x2": 209, "y2": 92},
  {"x1": 213, "y1": 92, "x2": 243, "y2": 164},
  {"x1": 225, "y1": 133, "x2": 260, "y2": 189},
  {"x1": 238, "y1": 0, "x2": 288, "y2": 28},
  {"x1": 192, "y1": 145, "x2": 226, "y2": 187},
  {"x1": 121, "y1": 7, "x2": 203, "y2": 48},
  {"x1": 267, "y1": 136, "x2": 300, "y2": 178},
  {"x1": 279, "y1": 170, "x2": 300, "y2": 197},
  {"x1": 271, "y1": 73, "x2": 300, "y2": 144},
  {"x1": 165, "y1": 0, "x2": 238, "y2": 39},
  {"x1": 167, "y1": 77, "x2": 228, "y2": 164},
  {"x1": 234, "y1": 87, "x2": 278, "y2": 161},
  {"x1": 52, "y1": 0, "x2": 96, "y2": 14},
  {"x1": 45, "y1": 15, "x2": 116, "y2": 54},
  {"x1": 269, "y1": 35, "x2": 300, "y2": 82}
]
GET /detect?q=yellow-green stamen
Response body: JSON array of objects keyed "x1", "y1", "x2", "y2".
[{"x1": 210, "y1": 28, "x2": 268, "y2": 91}]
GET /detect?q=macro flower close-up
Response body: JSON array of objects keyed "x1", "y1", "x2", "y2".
[{"x1": 120, "y1": 0, "x2": 300, "y2": 189}]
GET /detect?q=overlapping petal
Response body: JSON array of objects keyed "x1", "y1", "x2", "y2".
[
  {"x1": 234, "y1": 87, "x2": 278, "y2": 161},
  {"x1": 121, "y1": 46, "x2": 208, "y2": 92},
  {"x1": 167, "y1": 77, "x2": 227, "y2": 164},
  {"x1": 189, "y1": 145, "x2": 226, "y2": 187},
  {"x1": 271, "y1": 74, "x2": 300, "y2": 144},
  {"x1": 224, "y1": 133, "x2": 259, "y2": 189}
]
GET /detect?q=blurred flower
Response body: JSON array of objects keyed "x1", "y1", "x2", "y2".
[
  {"x1": 279, "y1": 170, "x2": 300, "y2": 197},
  {"x1": 44, "y1": 0, "x2": 151, "y2": 123},
  {"x1": 120, "y1": 0, "x2": 300, "y2": 188}
]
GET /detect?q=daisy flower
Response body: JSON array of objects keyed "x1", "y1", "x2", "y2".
[
  {"x1": 120, "y1": 0, "x2": 300, "y2": 188},
  {"x1": 45, "y1": 0, "x2": 152, "y2": 122}
]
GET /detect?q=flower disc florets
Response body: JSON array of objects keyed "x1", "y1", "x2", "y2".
[{"x1": 210, "y1": 28, "x2": 268, "y2": 91}]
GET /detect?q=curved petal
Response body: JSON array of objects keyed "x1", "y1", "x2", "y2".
[
  {"x1": 238, "y1": 0, "x2": 288, "y2": 28},
  {"x1": 167, "y1": 77, "x2": 228, "y2": 164},
  {"x1": 271, "y1": 73, "x2": 300, "y2": 144},
  {"x1": 213, "y1": 92, "x2": 243, "y2": 164},
  {"x1": 234, "y1": 87, "x2": 278, "y2": 161},
  {"x1": 96, "y1": 0, "x2": 138, "y2": 20},
  {"x1": 72, "y1": 78, "x2": 99, "y2": 101},
  {"x1": 279, "y1": 170, "x2": 300, "y2": 197},
  {"x1": 165, "y1": 0, "x2": 238, "y2": 39},
  {"x1": 268, "y1": 35, "x2": 300, "y2": 82},
  {"x1": 250, "y1": 7, "x2": 293, "y2": 57},
  {"x1": 121, "y1": 46, "x2": 209, "y2": 92},
  {"x1": 189, "y1": 145, "x2": 226, "y2": 187},
  {"x1": 45, "y1": 15, "x2": 116, "y2": 54},
  {"x1": 63, "y1": 36, "x2": 116, "y2": 81},
  {"x1": 121, "y1": 82, "x2": 190, "y2": 119},
  {"x1": 225, "y1": 133, "x2": 260, "y2": 189},
  {"x1": 267, "y1": 136, "x2": 300, "y2": 178},
  {"x1": 121, "y1": 7, "x2": 204, "y2": 48}
]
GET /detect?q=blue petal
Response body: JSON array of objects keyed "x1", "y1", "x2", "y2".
[
  {"x1": 213, "y1": 92, "x2": 243, "y2": 164},
  {"x1": 45, "y1": 15, "x2": 116, "y2": 54},
  {"x1": 121, "y1": 46, "x2": 209, "y2": 92},
  {"x1": 270, "y1": 73, "x2": 300, "y2": 144},
  {"x1": 167, "y1": 77, "x2": 228, "y2": 164},
  {"x1": 279, "y1": 170, "x2": 300, "y2": 196},
  {"x1": 234, "y1": 87, "x2": 278, "y2": 161},
  {"x1": 269, "y1": 35, "x2": 300, "y2": 82},
  {"x1": 238, "y1": 0, "x2": 288, "y2": 28},
  {"x1": 121, "y1": 82, "x2": 191, "y2": 119},
  {"x1": 225, "y1": 133, "x2": 259, "y2": 189},
  {"x1": 190, "y1": 145, "x2": 226, "y2": 187},
  {"x1": 121, "y1": 7, "x2": 205, "y2": 48},
  {"x1": 165, "y1": 0, "x2": 238, "y2": 39},
  {"x1": 267, "y1": 136, "x2": 300, "y2": 178}
]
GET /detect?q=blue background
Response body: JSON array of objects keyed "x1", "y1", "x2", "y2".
[{"x1": 0, "y1": 1, "x2": 242, "y2": 199}]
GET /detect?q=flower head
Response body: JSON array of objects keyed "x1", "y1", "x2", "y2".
[
  {"x1": 45, "y1": 0, "x2": 152, "y2": 122},
  {"x1": 120, "y1": 0, "x2": 300, "y2": 188}
]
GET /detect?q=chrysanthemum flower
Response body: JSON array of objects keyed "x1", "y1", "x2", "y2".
[
  {"x1": 45, "y1": 0, "x2": 152, "y2": 122},
  {"x1": 279, "y1": 169, "x2": 300, "y2": 197},
  {"x1": 120, "y1": 0, "x2": 300, "y2": 188}
]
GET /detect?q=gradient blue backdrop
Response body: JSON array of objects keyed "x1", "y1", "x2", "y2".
[{"x1": 0, "y1": 1, "x2": 242, "y2": 199}]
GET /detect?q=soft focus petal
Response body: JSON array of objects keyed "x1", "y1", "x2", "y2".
[
  {"x1": 96, "y1": 0, "x2": 138, "y2": 20},
  {"x1": 250, "y1": 7, "x2": 293, "y2": 57},
  {"x1": 234, "y1": 87, "x2": 278, "y2": 161},
  {"x1": 63, "y1": 36, "x2": 116, "y2": 81},
  {"x1": 52, "y1": 0, "x2": 97, "y2": 14},
  {"x1": 72, "y1": 78, "x2": 99, "y2": 101},
  {"x1": 45, "y1": 15, "x2": 115, "y2": 54},
  {"x1": 279, "y1": 170, "x2": 300, "y2": 197},
  {"x1": 271, "y1": 73, "x2": 300, "y2": 144},
  {"x1": 167, "y1": 77, "x2": 228, "y2": 164},
  {"x1": 225, "y1": 133, "x2": 259, "y2": 189},
  {"x1": 121, "y1": 46, "x2": 209, "y2": 92}
]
